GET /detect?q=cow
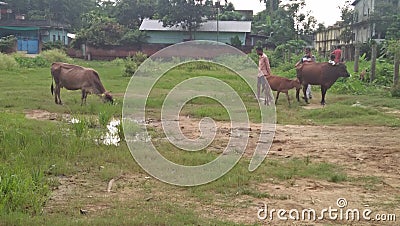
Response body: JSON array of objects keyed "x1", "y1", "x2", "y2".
[
  {"x1": 265, "y1": 75, "x2": 302, "y2": 106},
  {"x1": 296, "y1": 62, "x2": 350, "y2": 105},
  {"x1": 50, "y1": 62, "x2": 113, "y2": 105}
]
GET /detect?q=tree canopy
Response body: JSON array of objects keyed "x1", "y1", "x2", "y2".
[{"x1": 156, "y1": 0, "x2": 213, "y2": 40}]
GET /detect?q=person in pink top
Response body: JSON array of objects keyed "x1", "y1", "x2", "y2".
[
  {"x1": 331, "y1": 45, "x2": 342, "y2": 64},
  {"x1": 256, "y1": 47, "x2": 273, "y2": 105}
]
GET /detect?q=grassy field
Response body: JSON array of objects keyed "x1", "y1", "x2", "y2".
[{"x1": 1, "y1": 58, "x2": 400, "y2": 225}]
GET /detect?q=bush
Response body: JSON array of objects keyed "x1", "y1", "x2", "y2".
[
  {"x1": 330, "y1": 76, "x2": 370, "y2": 95},
  {"x1": 0, "y1": 53, "x2": 18, "y2": 70},
  {"x1": 122, "y1": 52, "x2": 147, "y2": 77},
  {"x1": 0, "y1": 35, "x2": 17, "y2": 53},
  {"x1": 391, "y1": 84, "x2": 400, "y2": 97},
  {"x1": 42, "y1": 41, "x2": 66, "y2": 51},
  {"x1": 123, "y1": 57, "x2": 138, "y2": 77},
  {"x1": 39, "y1": 49, "x2": 73, "y2": 64},
  {"x1": 14, "y1": 55, "x2": 49, "y2": 68},
  {"x1": 230, "y1": 35, "x2": 242, "y2": 48},
  {"x1": 131, "y1": 51, "x2": 147, "y2": 65}
]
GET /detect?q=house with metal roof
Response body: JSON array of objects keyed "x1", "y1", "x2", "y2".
[
  {"x1": 0, "y1": 1, "x2": 70, "y2": 54},
  {"x1": 139, "y1": 19, "x2": 252, "y2": 46}
]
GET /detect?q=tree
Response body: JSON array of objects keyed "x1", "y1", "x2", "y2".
[
  {"x1": 73, "y1": 12, "x2": 126, "y2": 48},
  {"x1": 339, "y1": 0, "x2": 354, "y2": 44},
  {"x1": 6, "y1": 0, "x2": 97, "y2": 30},
  {"x1": 157, "y1": 0, "x2": 213, "y2": 40},
  {"x1": 230, "y1": 35, "x2": 242, "y2": 47},
  {"x1": 215, "y1": 1, "x2": 246, "y2": 21},
  {"x1": 113, "y1": 0, "x2": 156, "y2": 29},
  {"x1": 259, "y1": 0, "x2": 280, "y2": 14},
  {"x1": 370, "y1": 0, "x2": 400, "y2": 39},
  {"x1": 219, "y1": 11, "x2": 243, "y2": 21},
  {"x1": 120, "y1": 29, "x2": 149, "y2": 47},
  {"x1": 252, "y1": 1, "x2": 312, "y2": 46}
]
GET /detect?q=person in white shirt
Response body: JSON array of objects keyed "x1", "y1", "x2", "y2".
[{"x1": 295, "y1": 47, "x2": 315, "y2": 100}]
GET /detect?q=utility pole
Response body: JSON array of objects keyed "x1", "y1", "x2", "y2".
[{"x1": 215, "y1": 0, "x2": 221, "y2": 43}]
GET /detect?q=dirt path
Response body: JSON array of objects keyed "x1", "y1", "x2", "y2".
[
  {"x1": 30, "y1": 110, "x2": 399, "y2": 225},
  {"x1": 165, "y1": 117, "x2": 400, "y2": 225}
]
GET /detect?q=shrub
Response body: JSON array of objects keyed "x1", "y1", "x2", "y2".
[
  {"x1": 122, "y1": 52, "x2": 147, "y2": 77},
  {"x1": 391, "y1": 84, "x2": 400, "y2": 97},
  {"x1": 230, "y1": 35, "x2": 242, "y2": 48},
  {"x1": 123, "y1": 57, "x2": 138, "y2": 77},
  {"x1": 135, "y1": 51, "x2": 147, "y2": 64},
  {"x1": 42, "y1": 41, "x2": 66, "y2": 51},
  {"x1": 0, "y1": 53, "x2": 18, "y2": 70},
  {"x1": 0, "y1": 35, "x2": 17, "y2": 53},
  {"x1": 14, "y1": 55, "x2": 49, "y2": 68},
  {"x1": 39, "y1": 49, "x2": 73, "y2": 64}
]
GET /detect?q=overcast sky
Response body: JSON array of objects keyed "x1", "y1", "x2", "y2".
[{"x1": 228, "y1": 0, "x2": 350, "y2": 26}]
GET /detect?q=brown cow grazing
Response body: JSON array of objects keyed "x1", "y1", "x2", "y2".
[
  {"x1": 296, "y1": 62, "x2": 350, "y2": 105},
  {"x1": 266, "y1": 75, "x2": 301, "y2": 106},
  {"x1": 51, "y1": 62, "x2": 113, "y2": 105}
]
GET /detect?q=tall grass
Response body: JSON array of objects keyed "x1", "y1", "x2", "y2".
[
  {"x1": 98, "y1": 111, "x2": 112, "y2": 127},
  {"x1": 0, "y1": 53, "x2": 18, "y2": 70},
  {"x1": 0, "y1": 167, "x2": 49, "y2": 214},
  {"x1": 39, "y1": 49, "x2": 73, "y2": 64},
  {"x1": 0, "y1": 112, "x2": 130, "y2": 215}
]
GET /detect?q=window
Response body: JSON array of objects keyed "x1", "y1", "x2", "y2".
[{"x1": 53, "y1": 35, "x2": 56, "y2": 42}]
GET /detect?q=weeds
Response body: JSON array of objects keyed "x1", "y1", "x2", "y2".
[
  {"x1": 0, "y1": 53, "x2": 18, "y2": 70},
  {"x1": 99, "y1": 111, "x2": 112, "y2": 128}
]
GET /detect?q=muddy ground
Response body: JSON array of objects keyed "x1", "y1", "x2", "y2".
[{"x1": 27, "y1": 110, "x2": 400, "y2": 225}]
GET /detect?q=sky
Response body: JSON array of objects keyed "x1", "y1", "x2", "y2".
[{"x1": 228, "y1": 0, "x2": 350, "y2": 26}]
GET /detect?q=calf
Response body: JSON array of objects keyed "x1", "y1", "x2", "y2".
[{"x1": 265, "y1": 75, "x2": 302, "y2": 106}]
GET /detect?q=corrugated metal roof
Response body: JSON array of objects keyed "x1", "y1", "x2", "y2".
[{"x1": 140, "y1": 19, "x2": 252, "y2": 33}]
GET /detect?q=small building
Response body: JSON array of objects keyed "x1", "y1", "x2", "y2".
[
  {"x1": 139, "y1": 19, "x2": 252, "y2": 46},
  {"x1": 314, "y1": 23, "x2": 345, "y2": 58},
  {"x1": 352, "y1": 0, "x2": 400, "y2": 43},
  {"x1": 0, "y1": 20, "x2": 69, "y2": 54},
  {"x1": 0, "y1": 1, "x2": 70, "y2": 54}
]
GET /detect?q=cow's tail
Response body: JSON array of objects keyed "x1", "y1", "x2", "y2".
[{"x1": 51, "y1": 81, "x2": 54, "y2": 96}]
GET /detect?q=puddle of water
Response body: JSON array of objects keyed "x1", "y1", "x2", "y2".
[
  {"x1": 70, "y1": 118, "x2": 81, "y2": 124},
  {"x1": 100, "y1": 119, "x2": 121, "y2": 146}
]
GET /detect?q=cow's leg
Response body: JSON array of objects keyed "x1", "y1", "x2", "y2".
[
  {"x1": 54, "y1": 86, "x2": 58, "y2": 104},
  {"x1": 285, "y1": 91, "x2": 291, "y2": 106},
  {"x1": 321, "y1": 86, "x2": 327, "y2": 105},
  {"x1": 275, "y1": 91, "x2": 280, "y2": 105},
  {"x1": 81, "y1": 89, "x2": 88, "y2": 106},
  {"x1": 56, "y1": 85, "x2": 62, "y2": 105},
  {"x1": 296, "y1": 87, "x2": 300, "y2": 102},
  {"x1": 302, "y1": 84, "x2": 309, "y2": 104}
]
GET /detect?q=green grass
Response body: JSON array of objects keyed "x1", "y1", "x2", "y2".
[
  {"x1": 145, "y1": 62, "x2": 262, "y2": 123},
  {"x1": 1, "y1": 60, "x2": 399, "y2": 225}
]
